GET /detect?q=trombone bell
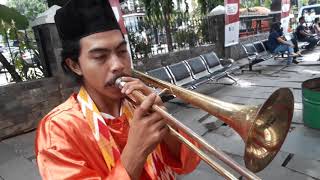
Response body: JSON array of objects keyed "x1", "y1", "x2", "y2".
[{"x1": 244, "y1": 88, "x2": 294, "y2": 172}]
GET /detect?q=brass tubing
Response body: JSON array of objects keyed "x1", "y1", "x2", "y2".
[
  {"x1": 129, "y1": 71, "x2": 262, "y2": 179},
  {"x1": 116, "y1": 79, "x2": 261, "y2": 180},
  {"x1": 131, "y1": 69, "x2": 293, "y2": 174},
  {"x1": 129, "y1": 90, "x2": 237, "y2": 179},
  {"x1": 168, "y1": 126, "x2": 237, "y2": 180}
]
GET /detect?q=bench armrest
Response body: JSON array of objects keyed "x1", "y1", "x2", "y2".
[
  {"x1": 220, "y1": 58, "x2": 235, "y2": 68},
  {"x1": 247, "y1": 52, "x2": 258, "y2": 56}
]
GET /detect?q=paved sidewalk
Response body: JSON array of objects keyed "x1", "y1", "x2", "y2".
[{"x1": 1, "y1": 47, "x2": 320, "y2": 180}]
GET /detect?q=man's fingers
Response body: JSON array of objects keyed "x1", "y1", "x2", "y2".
[
  {"x1": 119, "y1": 77, "x2": 139, "y2": 93},
  {"x1": 121, "y1": 80, "x2": 152, "y2": 95},
  {"x1": 134, "y1": 93, "x2": 157, "y2": 118},
  {"x1": 151, "y1": 117, "x2": 167, "y2": 131},
  {"x1": 121, "y1": 76, "x2": 138, "y2": 82},
  {"x1": 123, "y1": 83, "x2": 144, "y2": 95},
  {"x1": 143, "y1": 111, "x2": 163, "y2": 125}
]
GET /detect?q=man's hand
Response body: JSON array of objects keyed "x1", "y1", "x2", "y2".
[
  {"x1": 120, "y1": 77, "x2": 169, "y2": 179},
  {"x1": 119, "y1": 76, "x2": 163, "y2": 105}
]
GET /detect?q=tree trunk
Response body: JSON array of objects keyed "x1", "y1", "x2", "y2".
[
  {"x1": 0, "y1": 53, "x2": 22, "y2": 82},
  {"x1": 163, "y1": 13, "x2": 173, "y2": 52}
]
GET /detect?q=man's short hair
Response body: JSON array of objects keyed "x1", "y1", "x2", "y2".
[
  {"x1": 60, "y1": 40, "x2": 82, "y2": 82},
  {"x1": 299, "y1": 16, "x2": 305, "y2": 22}
]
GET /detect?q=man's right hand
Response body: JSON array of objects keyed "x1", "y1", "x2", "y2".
[{"x1": 121, "y1": 93, "x2": 169, "y2": 179}]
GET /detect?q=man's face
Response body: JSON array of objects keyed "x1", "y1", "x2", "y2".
[{"x1": 76, "y1": 30, "x2": 131, "y2": 100}]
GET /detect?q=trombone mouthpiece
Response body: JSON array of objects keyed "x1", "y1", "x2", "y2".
[{"x1": 115, "y1": 77, "x2": 125, "y2": 89}]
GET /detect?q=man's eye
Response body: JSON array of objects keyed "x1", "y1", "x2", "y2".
[
  {"x1": 94, "y1": 55, "x2": 106, "y2": 60},
  {"x1": 119, "y1": 49, "x2": 128, "y2": 53}
]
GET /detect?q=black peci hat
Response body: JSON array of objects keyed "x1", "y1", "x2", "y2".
[{"x1": 54, "y1": 0, "x2": 120, "y2": 44}]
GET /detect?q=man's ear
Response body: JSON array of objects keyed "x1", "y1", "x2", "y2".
[{"x1": 65, "y1": 58, "x2": 82, "y2": 76}]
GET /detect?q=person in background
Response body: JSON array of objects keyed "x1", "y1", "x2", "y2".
[
  {"x1": 313, "y1": 17, "x2": 320, "y2": 37},
  {"x1": 296, "y1": 16, "x2": 318, "y2": 50},
  {"x1": 278, "y1": 24, "x2": 302, "y2": 57},
  {"x1": 268, "y1": 22, "x2": 299, "y2": 65},
  {"x1": 304, "y1": 10, "x2": 313, "y2": 26}
]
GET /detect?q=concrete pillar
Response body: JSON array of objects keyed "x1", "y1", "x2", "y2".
[
  {"x1": 207, "y1": 14, "x2": 225, "y2": 58},
  {"x1": 31, "y1": 5, "x2": 78, "y2": 99},
  {"x1": 31, "y1": 5, "x2": 63, "y2": 78}
]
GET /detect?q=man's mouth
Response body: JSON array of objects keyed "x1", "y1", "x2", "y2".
[{"x1": 105, "y1": 73, "x2": 127, "y2": 87}]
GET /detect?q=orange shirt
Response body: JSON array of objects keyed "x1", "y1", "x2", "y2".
[{"x1": 35, "y1": 94, "x2": 200, "y2": 179}]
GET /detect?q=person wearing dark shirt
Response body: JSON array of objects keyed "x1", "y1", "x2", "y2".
[
  {"x1": 296, "y1": 16, "x2": 318, "y2": 50},
  {"x1": 268, "y1": 22, "x2": 299, "y2": 65},
  {"x1": 278, "y1": 28, "x2": 302, "y2": 57},
  {"x1": 313, "y1": 17, "x2": 320, "y2": 37}
]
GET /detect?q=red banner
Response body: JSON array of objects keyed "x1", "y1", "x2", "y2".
[
  {"x1": 109, "y1": 0, "x2": 127, "y2": 34},
  {"x1": 108, "y1": 0, "x2": 132, "y2": 64}
]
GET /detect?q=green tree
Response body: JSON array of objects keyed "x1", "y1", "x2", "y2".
[
  {"x1": 0, "y1": 5, "x2": 44, "y2": 82},
  {"x1": 140, "y1": 0, "x2": 184, "y2": 52},
  {"x1": 197, "y1": 0, "x2": 224, "y2": 15},
  {"x1": 264, "y1": 0, "x2": 272, "y2": 8},
  {"x1": 0, "y1": 5, "x2": 29, "y2": 82},
  {"x1": 6, "y1": 0, "x2": 48, "y2": 22},
  {"x1": 0, "y1": 5, "x2": 28, "y2": 29}
]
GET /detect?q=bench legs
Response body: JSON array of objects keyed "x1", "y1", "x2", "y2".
[
  {"x1": 226, "y1": 73, "x2": 237, "y2": 83},
  {"x1": 241, "y1": 63, "x2": 262, "y2": 73}
]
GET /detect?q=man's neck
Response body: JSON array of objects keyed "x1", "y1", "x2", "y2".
[{"x1": 83, "y1": 86, "x2": 122, "y2": 117}]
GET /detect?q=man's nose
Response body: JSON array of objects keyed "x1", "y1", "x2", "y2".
[{"x1": 109, "y1": 54, "x2": 124, "y2": 73}]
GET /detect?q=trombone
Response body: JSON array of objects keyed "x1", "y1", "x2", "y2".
[{"x1": 115, "y1": 69, "x2": 294, "y2": 180}]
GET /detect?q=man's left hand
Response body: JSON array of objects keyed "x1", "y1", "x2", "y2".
[{"x1": 119, "y1": 76, "x2": 163, "y2": 105}]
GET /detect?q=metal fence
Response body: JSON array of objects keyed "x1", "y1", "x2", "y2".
[
  {"x1": 126, "y1": 13, "x2": 279, "y2": 61},
  {"x1": 126, "y1": 16, "x2": 215, "y2": 60},
  {"x1": 0, "y1": 28, "x2": 45, "y2": 86}
]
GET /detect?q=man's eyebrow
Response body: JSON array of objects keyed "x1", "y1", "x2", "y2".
[
  {"x1": 88, "y1": 40, "x2": 127, "y2": 54},
  {"x1": 88, "y1": 48, "x2": 110, "y2": 54},
  {"x1": 116, "y1": 40, "x2": 127, "y2": 49}
]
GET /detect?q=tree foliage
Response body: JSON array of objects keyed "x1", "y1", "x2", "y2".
[
  {"x1": 0, "y1": 15, "x2": 43, "y2": 82},
  {"x1": 6, "y1": 0, "x2": 47, "y2": 22},
  {"x1": 197, "y1": 0, "x2": 224, "y2": 15},
  {"x1": 140, "y1": 0, "x2": 176, "y2": 51},
  {"x1": 0, "y1": 5, "x2": 28, "y2": 29}
]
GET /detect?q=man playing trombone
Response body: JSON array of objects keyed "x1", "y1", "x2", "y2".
[{"x1": 35, "y1": 0, "x2": 200, "y2": 179}]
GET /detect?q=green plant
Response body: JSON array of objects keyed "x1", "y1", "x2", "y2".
[
  {"x1": 199, "y1": 18, "x2": 210, "y2": 44},
  {"x1": 0, "y1": 20, "x2": 44, "y2": 82},
  {"x1": 197, "y1": 0, "x2": 224, "y2": 15},
  {"x1": 264, "y1": 0, "x2": 272, "y2": 8},
  {"x1": 127, "y1": 31, "x2": 151, "y2": 60},
  {"x1": 140, "y1": 0, "x2": 175, "y2": 51},
  {"x1": 135, "y1": 41, "x2": 151, "y2": 57},
  {"x1": 174, "y1": 29, "x2": 197, "y2": 48},
  {"x1": 0, "y1": 5, "x2": 28, "y2": 30},
  {"x1": 6, "y1": 0, "x2": 47, "y2": 21}
]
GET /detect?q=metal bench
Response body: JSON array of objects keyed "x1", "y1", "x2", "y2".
[
  {"x1": 146, "y1": 52, "x2": 238, "y2": 94},
  {"x1": 242, "y1": 43, "x2": 265, "y2": 73},
  {"x1": 184, "y1": 56, "x2": 210, "y2": 80},
  {"x1": 242, "y1": 40, "x2": 287, "y2": 73},
  {"x1": 147, "y1": 67, "x2": 174, "y2": 84},
  {"x1": 200, "y1": 52, "x2": 238, "y2": 82},
  {"x1": 166, "y1": 61, "x2": 195, "y2": 88}
]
